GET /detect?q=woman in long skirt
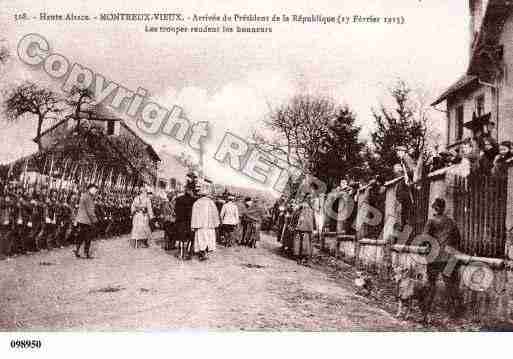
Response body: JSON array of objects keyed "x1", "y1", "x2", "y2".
[
  {"x1": 241, "y1": 198, "x2": 266, "y2": 248},
  {"x1": 130, "y1": 187, "x2": 154, "y2": 248}
]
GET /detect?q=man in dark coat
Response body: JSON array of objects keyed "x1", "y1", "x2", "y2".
[
  {"x1": 174, "y1": 188, "x2": 196, "y2": 259},
  {"x1": 73, "y1": 183, "x2": 98, "y2": 259}
]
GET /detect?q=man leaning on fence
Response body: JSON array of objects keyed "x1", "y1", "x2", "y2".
[{"x1": 420, "y1": 198, "x2": 462, "y2": 321}]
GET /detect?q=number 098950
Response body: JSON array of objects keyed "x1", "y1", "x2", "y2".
[{"x1": 10, "y1": 339, "x2": 42, "y2": 350}]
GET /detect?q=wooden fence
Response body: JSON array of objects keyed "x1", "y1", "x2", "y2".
[{"x1": 453, "y1": 174, "x2": 508, "y2": 258}]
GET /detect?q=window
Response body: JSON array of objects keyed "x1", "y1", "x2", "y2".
[
  {"x1": 476, "y1": 95, "x2": 485, "y2": 117},
  {"x1": 456, "y1": 105, "x2": 464, "y2": 141},
  {"x1": 107, "y1": 120, "x2": 115, "y2": 135}
]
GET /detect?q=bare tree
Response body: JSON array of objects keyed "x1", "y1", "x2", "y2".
[
  {"x1": 3, "y1": 82, "x2": 63, "y2": 150},
  {"x1": 253, "y1": 93, "x2": 364, "y2": 183}
]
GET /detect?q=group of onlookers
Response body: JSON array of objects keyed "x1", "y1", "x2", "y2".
[
  {"x1": 429, "y1": 134, "x2": 512, "y2": 178},
  {"x1": 159, "y1": 185, "x2": 270, "y2": 261}
]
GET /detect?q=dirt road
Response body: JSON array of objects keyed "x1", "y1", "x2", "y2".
[{"x1": 0, "y1": 233, "x2": 412, "y2": 331}]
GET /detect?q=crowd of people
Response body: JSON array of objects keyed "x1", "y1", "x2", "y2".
[
  {"x1": 159, "y1": 181, "x2": 270, "y2": 261},
  {"x1": 0, "y1": 174, "x2": 276, "y2": 262}
]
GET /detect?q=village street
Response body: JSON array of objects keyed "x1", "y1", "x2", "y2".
[{"x1": 0, "y1": 233, "x2": 413, "y2": 331}]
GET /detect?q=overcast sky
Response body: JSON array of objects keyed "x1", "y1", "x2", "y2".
[{"x1": 0, "y1": 0, "x2": 470, "y2": 190}]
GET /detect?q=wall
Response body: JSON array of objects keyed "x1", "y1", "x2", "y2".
[{"x1": 446, "y1": 84, "x2": 493, "y2": 146}]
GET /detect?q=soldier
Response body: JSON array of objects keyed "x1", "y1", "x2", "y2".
[
  {"x1": 53, "y1": 191, "x2": 66, "y2": 248},
  {"x1": 55, "y1": 191, "x2": 73, "y2": 247},
  {"x1": 103, "y1": 195, "x2": 114, "y2": 238},
  {"x1": 10, "y1": 184, "x2": 30, "y2": 255},
  {"x1": 36, "y1": 188, "x2": 58, "y2": 250},
  {"x1": 45, "y1": 189, "x2": 60, "y2": 249},
  {"x1": 112, "y1": 198, "x2": 121, "y2": 236},
  {"x1": 28, "y1": 188, "x2": 44, "y2": 252},
  {"x1": 35, "y1": 187, "x2": 48, "y2": 251},
  {"x1": 23, "y1": 187, "x2": 37, "y2": 253}
]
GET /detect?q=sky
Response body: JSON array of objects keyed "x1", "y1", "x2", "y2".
[{"x1": 0, "y1": 0, "x2": 470, "y2": 191}]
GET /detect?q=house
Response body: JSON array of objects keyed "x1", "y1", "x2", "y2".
[
  {"x1": 432, "y1": 0, "x2": 513, "y2": 149},
  {"x1": 34, "y1": 112, "x2": 161, "y2": 185}
]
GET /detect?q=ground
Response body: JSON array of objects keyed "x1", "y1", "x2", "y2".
[{"x1": 0, "y1": 233, "x2": 416, "y2": 331}]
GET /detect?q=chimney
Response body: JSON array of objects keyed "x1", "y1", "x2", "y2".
[{"x1": 469, "y1": 0, "x2": 485, "y2": 53}]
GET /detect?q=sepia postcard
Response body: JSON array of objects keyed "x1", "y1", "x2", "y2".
[{"x1": 1, "y1": 0, "x2": 513, "y2": 357}]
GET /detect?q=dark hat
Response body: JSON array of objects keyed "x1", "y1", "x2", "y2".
[{"x1": 245, "y1": 197, "x2": 252, "y2": 202}]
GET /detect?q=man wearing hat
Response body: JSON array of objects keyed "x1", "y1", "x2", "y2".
[
  {"x1": 174, "y1": 186, "x2": 196, "y2": 259},
  {"x1": 220, "y1": 194, "x2": 239, "y2": 247},
  {"x1": 191, "y1": 184, "x2": 220, "y2": 260},
  {"x1": 73, "y1": 183, "x2": 98, "y2": 259}
]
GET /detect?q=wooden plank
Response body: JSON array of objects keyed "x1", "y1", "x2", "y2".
[
  {"x1": 484, "y1": 176, "x2": 490, "y2": 257},
  {"x1": 490, "y1": 178, "x2": 497, "y2": 257},
  {"x1": 473, "y1": 175, "x2": 479, "y2": 256},
  {"x1": 492, "y1": 177, "x2": 497, "y2": 257},
  {"x1": 464, "y1": 176, "x2": 470, "y2": 253},
  {"x1": 499, "y1": 176, "x2": 507, "y2": 257},
  {"x1": 478, "y1": 176, "x2": 485, "y2": 256}
]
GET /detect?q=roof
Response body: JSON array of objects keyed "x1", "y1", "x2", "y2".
[
  {"x1": 34, "y1": 115, "x2": 160, "y2": 163},
  {"x1": 468, "y1": 0, "x2": 513, "y2": 75},
  {"x1": 34, "y1": 111, "x2": 120, "y2": 142},
  {"x1": 118, "y1": 121, "x2": 161, "y2": 162},
  {"x1": 431, "y1": 75, "x2": 479, "y2": 106},
  {"x1": 432, "y1": 1, "x2": 513, "y2": 107},
  {"x1": 34, "y1": 117, "x2": 69, "y2": 142}
]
